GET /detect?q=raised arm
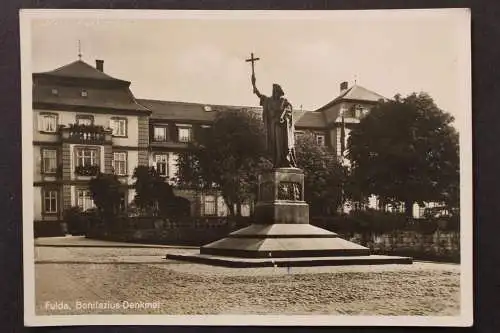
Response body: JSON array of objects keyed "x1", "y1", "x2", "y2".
[{"x1": 251, "y1": 74, "x2": 263, "y2": 98}]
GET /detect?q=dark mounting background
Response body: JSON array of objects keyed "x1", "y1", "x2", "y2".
[{"x1": 0, "y1": 0, "x2": 497, "y2": 332}]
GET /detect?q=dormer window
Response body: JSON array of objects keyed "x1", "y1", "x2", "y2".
[
  {"x1": 81, "y1": 89, "x2": 88, "y2": 97},
  {"x1": 51, "y1": 88, "x2": 58, "y2": 95}
]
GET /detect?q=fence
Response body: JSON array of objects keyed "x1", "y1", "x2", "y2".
[{"x1": 85, "y1": 215, "x2": 460, "y2": 261}]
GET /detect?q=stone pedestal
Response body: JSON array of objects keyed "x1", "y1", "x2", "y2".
[
  {"x1": 167, "y1": 168, "x2": 412, "y2": 267},
  {"x1": 254, "y1": 168, "x2": 309, "y2": 224}
]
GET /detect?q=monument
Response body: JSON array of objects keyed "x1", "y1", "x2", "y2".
[{"x1": 166, "y1": 53, "x2": 412, "y2": 267}]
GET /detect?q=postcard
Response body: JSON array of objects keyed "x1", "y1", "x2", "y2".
[{"x1": 21, "y1": 8, "x2": 472, "y2": 327}]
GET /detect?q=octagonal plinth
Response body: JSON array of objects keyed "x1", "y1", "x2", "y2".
[
  {"x1": 254, "y1": 202, "x2": 309, "y2": 224},
  {"x1": 166, "y1": 167, "x2": 413, "y2": 266}
]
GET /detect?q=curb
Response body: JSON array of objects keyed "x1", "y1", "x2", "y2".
[
  {"x1": 35, "y1": 260, "x2": 180, "y2": 265},
  {"x1": 35, "y1": 244, "x2": 197, "y2": 250}
]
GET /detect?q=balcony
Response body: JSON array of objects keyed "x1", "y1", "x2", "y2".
[
  {"x1": 60, "y1": 124, "x2": 112, "y2": 145},
  {"x1": 75, "y1": 164, "x2": 100, "y2": 177}
]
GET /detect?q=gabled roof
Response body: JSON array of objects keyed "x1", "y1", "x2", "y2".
[
  {"x1": 338, "y1": 85, "x2": 386, "y2": 102},
  {"x1": 35, "y1": 60, "x2": 128, "y2": 83},
  {"x1": 316, "y1": 84, "x2": 386, "y2": 112}
]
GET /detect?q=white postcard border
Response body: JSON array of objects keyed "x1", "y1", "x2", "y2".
[{"x1": 21, "y1": 8, "x2": 473, "y2": 327}]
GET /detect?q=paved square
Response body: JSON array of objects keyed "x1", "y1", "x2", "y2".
[{"x1": 34, "y1": 237, "x2": 460, "y2": 316}]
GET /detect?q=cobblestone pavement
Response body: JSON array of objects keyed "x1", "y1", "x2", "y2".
[{"x1": 34, "y1": 238, "x2": 460, "y2": 316}]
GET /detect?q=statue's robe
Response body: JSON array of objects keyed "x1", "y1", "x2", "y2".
[{"x1": 260, "y1": 95, "x2": 297, "y2": 168}]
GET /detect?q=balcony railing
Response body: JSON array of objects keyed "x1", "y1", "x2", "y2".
[
  {"x1": 59, "y1": 124, "x2": 112, "y2": 144},
  {"x1": 74, "y1": 164, "x2": 100, "y2": 177}
]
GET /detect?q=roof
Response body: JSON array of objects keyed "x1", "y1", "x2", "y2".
[
  {"x1": 139, "y1": 99, "x2": 323, "y2": 128},
  {"x1": 295, "y1": 111, "x2": 326, "y2": 129},
  {"x1": 316, "y1": 84, "x2": 386, "y2": 112},
  {"x1": 138, "y1": 99, "x2": 262, "y2": 122},
  {"x1": 34, "y1": 85, "x2": 149, "y2": 112},
  {"x1": 33, "y1": 60, "x2": 148, "y2": 112},
  {"x1": 35, "y1": 60, "x2": 128, "y2": 83}
]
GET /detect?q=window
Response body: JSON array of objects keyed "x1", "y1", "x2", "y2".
[
  {"x1": 294, "y1": 130, "x2": 304, "y2": 142},
  {"x1": 110, "y1": 118, "x2": 127, "y2": 137},
  {"x1": 178, "y1": 127, "x2": 192, "y2": 143},
  {"x1": 38, "y1": 113, "x2": 58, "y2": 133},
  {"x1": 153, "y1": 153, "x2": 177, "y2": 179},
  {"x1": 81, "y1": 89, "x2": 88, "y2": 97},
  {"x1": 155, "y1": 154, "x2": 168, "y2": 176},
  {"x1": 154, "y1": 126, "x2": 167, "y2": 142},
  {"x1": 203, "y1": 195, "x2": 216, "y2": 216},
  {"x1": 76, "y1": 189, "x2": 95, "y2": 211},
  {"x1": 113, "y1": 152, "x2": 127, "y2": 176},
  {"x1": 76, "y1": 115, "x2": 94, "y2": 126},
  {"x1": 168, "y1": 153, "x2": 178, "y2": 180},
  {"x1": 43, "y1": 189, "x2": 58, "y2": 214},
  {"x1": 240, "y1": 202, "x2": 251, "y2": 217},
  {"x1": 316, "y1": 134, "x2": 326, "y2": 146},
  {"x1": 76, "y1": 148, "x2": 98, "y2": 167},
  {"x1": 42, "y1": 149, "x2": 57, "y2": 174},
  {"x1": 217, "y1": 196, "x2": 229, "y2": 217},
  {"x1": 336, "y1": 127, "x2": 350, "y2": 157}
]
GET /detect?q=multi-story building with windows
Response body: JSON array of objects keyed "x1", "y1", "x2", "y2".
[
  {"x1": 33, "y1": 59, "x2": 150, "y2": 234},
  {"x1": 31, "y1": 58, "x2": 391, "y2": 235},
  {"x1": 137, "y1": 99, "x2": 262, "y2": 217}
]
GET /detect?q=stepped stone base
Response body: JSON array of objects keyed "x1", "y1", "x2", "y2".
[
  {"x1": 166, "y1": 223, "x2": 413, "y2": 266},
  {"x1": 166, "y1": 168, "x2": 412, "y2": 267},
  {"x1": 199, "y1": 223, "x2": 370, "y2": 258},
  {"x1": 166, "y1": 254, "x2": 413, "y2": 268}
]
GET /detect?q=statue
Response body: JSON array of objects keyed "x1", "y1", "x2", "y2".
[{"x1": 246, "y1": 53, "x2": 297, "y2": 168}]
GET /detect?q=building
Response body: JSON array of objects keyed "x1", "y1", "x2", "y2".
[
  {"x1": 137, "y1": 99, "x2": 261, "y2": 217},
  {"x1": 295, "y1": 81, "x2": 386, "y2": 158},
  {"x1": 31, "y1": 58, "x2": 396, "y2": 235},
  {"x1": 32, "y1": 59, "x2": 150, "y2": 234}
]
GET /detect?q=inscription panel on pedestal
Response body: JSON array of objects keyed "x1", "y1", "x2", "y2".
[{"x1": 277, "y1": 181, "x2": 302, "y2": 201}]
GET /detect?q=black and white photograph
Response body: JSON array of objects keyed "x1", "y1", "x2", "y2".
[{"x1": 21, "y1": 9, "x2": 472, "y2": 327}]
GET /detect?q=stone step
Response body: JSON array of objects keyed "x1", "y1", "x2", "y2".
[{"x1": 166, "y1": 253, "x2": 413, "y2": 268}]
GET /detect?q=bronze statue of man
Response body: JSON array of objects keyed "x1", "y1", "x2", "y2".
[{"x1": 251, "y1": 73, "x2": 297, "y2": 168}]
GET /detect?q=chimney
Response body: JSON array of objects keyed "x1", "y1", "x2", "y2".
[
  {"x1": 95, "y1": 59, "x2": 104, "y2": 72},
  {"x1": 340, "y1": 81, "x2": 348, "y2": 94}
]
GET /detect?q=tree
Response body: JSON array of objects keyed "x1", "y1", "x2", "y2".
[
  {"x1": 347, "y1": 92, "x2": 459, "y2": 217},
  {"x1": 89, "y1": 173, "x2": 123, "y2": 217},
  {"x1": 177, "y1": 109, "x2": 272, "y2": 216},
  {"x1": 295, "y1": 132, "x2": 347, "y2": 216},
  {"x1": 132, "y1": 166, "x2": 175, "y2": 216}
]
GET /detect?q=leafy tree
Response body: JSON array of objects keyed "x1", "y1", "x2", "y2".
[
  {"x1": 295, "y1": 132, "x2": 347, "y2": 216},
  {"x1": 177, "y1": 109, "x2": 272, "y2": 216},
  {"x1": 347, "y1": 92, "x2": 459, "y2": 217},
  {"x1": 132, "y1": 165, "x2": 175, "y2": 216},
  {"x1": 89, "y1": 173, "x2": 123, "y2": 217}
]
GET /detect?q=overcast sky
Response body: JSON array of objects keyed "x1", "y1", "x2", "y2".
[{"x1": 30, "y1": 10, "x2": 470, "y2": 119}]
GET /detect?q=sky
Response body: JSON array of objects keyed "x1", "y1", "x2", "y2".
[{"x1": 29, "y1": 10, "x2": 470, "y2": 119}]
